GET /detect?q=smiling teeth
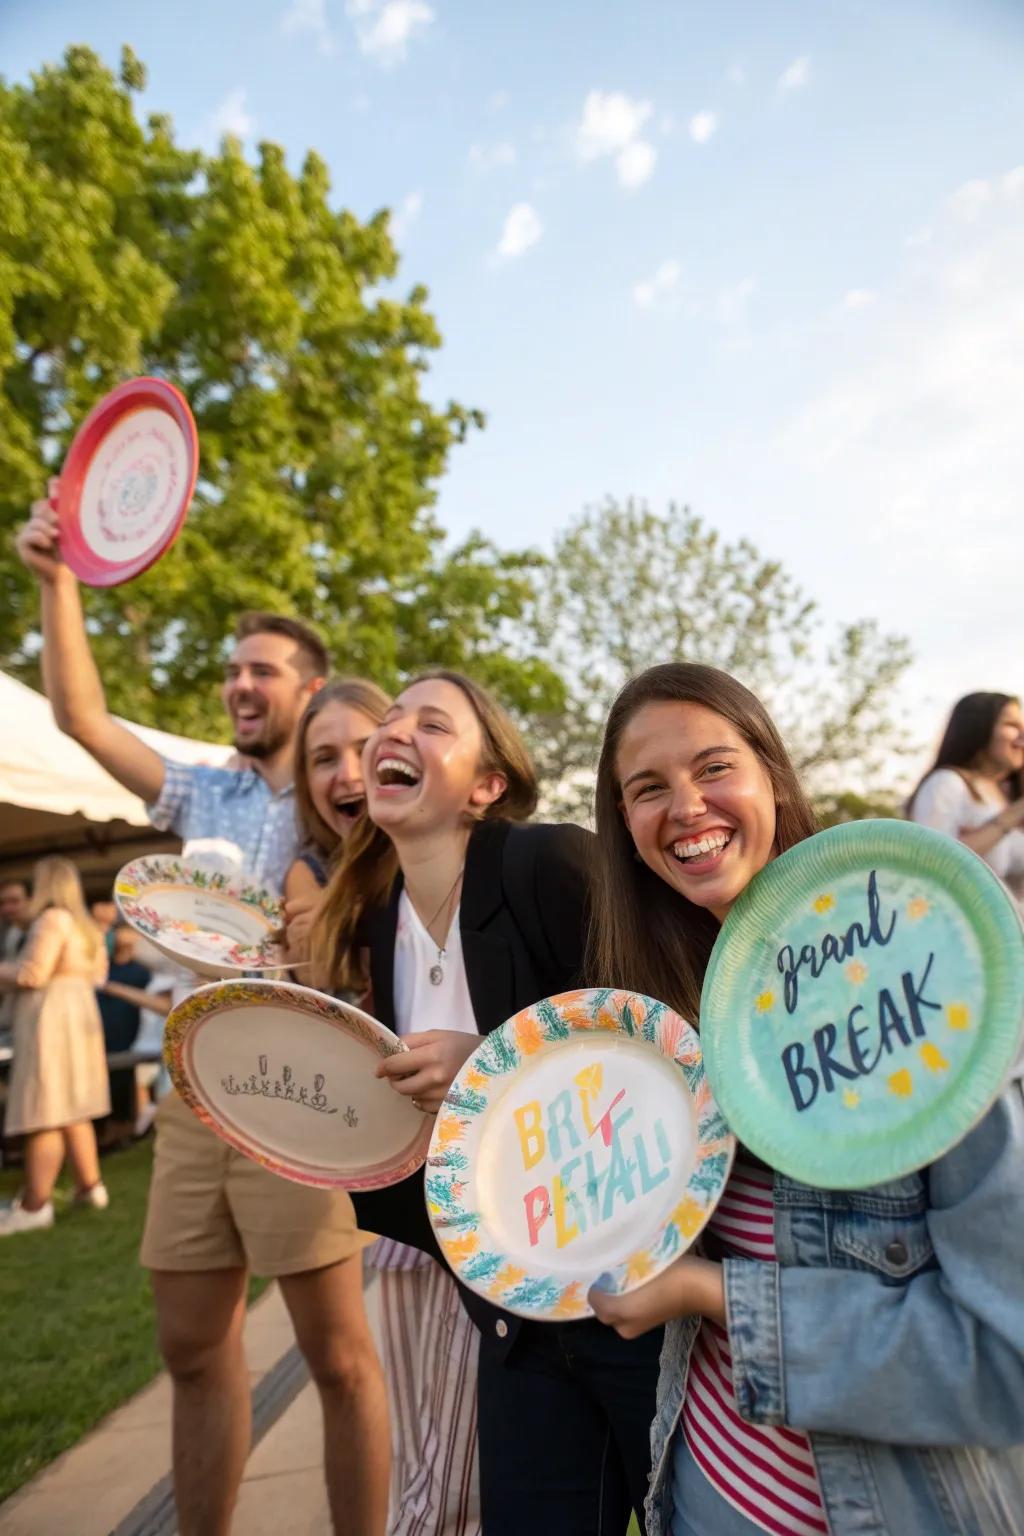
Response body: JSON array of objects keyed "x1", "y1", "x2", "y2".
[
  {"x1": 377, "y1": 757, "x2": 420, "y2": 785},
  {"x1": 672, "y1": 832, "x2": 732, "y2": 861}
]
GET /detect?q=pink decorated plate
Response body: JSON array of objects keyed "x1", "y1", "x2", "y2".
[
  {"x1": 165, "y1": 979, "x2": 433, "y2": 1191},
  {"x1": 58, "y1": 377, "x2": 198, "y2": 586}
]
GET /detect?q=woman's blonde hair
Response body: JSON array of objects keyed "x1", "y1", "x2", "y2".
[
  {"x1": 311, "y1": 669, "x2": 538, "y2": 993},
  {"x1": 294, "y1": 678, "x2": 392, "y2": 862},
  {"x1": 28, "y1": 857, "x2": 104, "y2": 961}
]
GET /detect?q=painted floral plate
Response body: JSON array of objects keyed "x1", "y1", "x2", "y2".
[
  {"x1": 426, "y1": 988, "x2": 735, "y2": 1321},
  {"x1": 164, "y1": 979, "x2": 433, "y2": 1190},
  {"x1": 58, "y1": 377, "x2": 198, "y2": 587},
  {"x1": 700, "y1": 820, "x2": 1024, "y2": 1189},
  {"x1": 115, "y1": 855, "x2": 284, "y2": 979}
]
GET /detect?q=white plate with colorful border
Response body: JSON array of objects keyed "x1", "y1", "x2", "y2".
[
  {"x1": 115, "y1": 855, "x2": 284, "y2": 979},
  {"x1": 164, "y1": 979, "x2": 434, "y2": 1191},
  {"x1": 426, "y1": 988, "x2": 735, "y2": 1321}
]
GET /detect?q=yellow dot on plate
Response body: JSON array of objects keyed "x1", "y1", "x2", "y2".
[
  {"x1": 813, "y1": 893, "x2": 836, "y2": 914},
  {"x1": 842, "y1": 1089, "x2": 861, "y2": 1108},
  {"x1": 888, "y1": 1068, "x2": 914, "y2": 1098},
  {"x1": 920, "y1": 1043, "x2": 949, "y2": 1072},
  {"x1": 907, "y1": 897, "x2": 930, "y2": 921},
  {"x1": 946, "y1": 1003, "x2": 971, "y2": 1031},
  {"x1": 845, "y1": 961, "x2": 868, "y2": 984},
  {"x1": 754, "y1": 991, "x2": 775, "y2": 1013}
]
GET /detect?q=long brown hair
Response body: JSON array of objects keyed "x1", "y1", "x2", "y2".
[
  {"x1": 311, "y1": 670, "x2": 539, "y2": 993},
  {"x1": 28, "y1": 857, "x2": 104, "y2": 962},
  {"x1": 908, "y1": 692, "x2": 1023, "y2": 813},
  {"x1": 294, "y1": 678, "x2": 392, "y2": 862},
  {"x1": 589, "y1": 664, "x2": 818, "y2": 1023}
]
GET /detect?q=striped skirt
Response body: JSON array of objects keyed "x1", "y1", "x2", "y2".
[{"x1": 369, "y1": 1239, "x2": 481, "y2": 1536}]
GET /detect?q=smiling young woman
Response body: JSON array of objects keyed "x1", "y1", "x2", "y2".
[
  {"x1": 311, "y1": 669, "x2": 662, "y2": 1536},
  {"x1": 585, "y1": 663, "x2": 1024, "y2": 1536}
]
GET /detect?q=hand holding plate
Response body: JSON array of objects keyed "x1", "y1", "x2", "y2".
[
  {"x1": 17, "y1": 479, "x2": 66, "y2": 585},
  {"x1": 376, "y1": 1029, "x2": 481, "y2": 1114},
  {"x1": 588, "y1": 1254, "x2": 725, "y2": 1339}
]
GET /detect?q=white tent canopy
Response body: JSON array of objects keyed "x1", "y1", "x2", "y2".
[{"x1": 0, "y1": 671, "x2": 232, "y2": 889}]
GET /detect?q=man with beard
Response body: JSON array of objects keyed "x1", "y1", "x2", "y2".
[{"x1": 16, "y1": 488, "x2": 389, "y2": 1536}]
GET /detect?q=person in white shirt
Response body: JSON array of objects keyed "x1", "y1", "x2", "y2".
[{"x1": 908, "y1": 691, "x2": 1024, "y2": 911}]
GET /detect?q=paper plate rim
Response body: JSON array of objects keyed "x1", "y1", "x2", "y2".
[
  {"x1": 164, "y1": 978, "x2": 433, "y2": 1191},
  {"x1": 425, "y1": 987, "x2": 735, "y2": 1321},
  {"x1": 114, "y1": 855, "x2": 285, "y2": 976},
  {"x1": 701, "y1": 819, "x2": 1024, "y2": 1189},
  {"x1": 58, "y1": 376, "x2": 198, "y2": 587}
]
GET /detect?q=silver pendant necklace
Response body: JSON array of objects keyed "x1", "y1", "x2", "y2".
[{"x1": 421, "y1": 868, "x2": 464, "y2": 986}]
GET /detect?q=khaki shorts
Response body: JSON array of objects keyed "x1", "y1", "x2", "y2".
[{"x1": 140, "y1": 1090, "x2": 375, "y2": 1277}]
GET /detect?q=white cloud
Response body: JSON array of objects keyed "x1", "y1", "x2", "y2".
[
  {"x1": 575, "y1": 89, "x2": 652, "y2": 159},
  {"x1": 781, "y1": 169, "x2": 1024, "y2": 723},
  {"x1": 469, "y1": 141, "x2": 517, "y2": 172},
  {"x1": 575, "y1": 90, "x2": 657, "y2": 190},
  {"x1": 616, "y1": 139, "x2": 656, "y2": 189},
  {"x1": 905, "y1": 226, "x2": 933, "y2": 248},
  {"x1": 843, "y1": 288, "x2": 877, "y2": 309},
  {"x1": 948, "y1": 177, "x2": 993, "y2": 224},
  {"x1": 495, "y1": 202, "x2": 542, "y2": 260},
  {"x1": 633, "y1": 259, "x2": 681, "y2": 309},
  {"x1": 777, "y1": 55, "x2": 811, "y2": 93},
  {"x1": 281, "y1": 0, "x2": 334, "y2": 54},
  {"x1": 347, "y1": 0, "x2": 433, "y2": 64},
  {"x1": 207, "y1": 88, "x2": 254, "y2": 144},
  {"x1": 689, "y1": 110, "x2": 718, "y2": 145},
  {"x1": 391, "y1": 190, "x2": 423, "y2": 240}
]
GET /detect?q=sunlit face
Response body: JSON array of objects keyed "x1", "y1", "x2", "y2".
[
  {"x1": 221, "y1": 633, "x2": 319, "y2": 760},
  {"x1": 985, "y1": 700, "x2": 1024, "y2": 776},
  {"x1": 305, "y1": 699, "x2": 382, "y2": 844},
  {"x1": 363, "y1": 679, "x2": 506, "y2": 839},
  {"x1": 617, "y1": 700, "x2": 777, "y2": 923}
]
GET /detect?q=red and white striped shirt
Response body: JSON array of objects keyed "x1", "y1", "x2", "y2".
[{"x1": 682, "y1": 1161, "x2": 829, "y2": 1535}]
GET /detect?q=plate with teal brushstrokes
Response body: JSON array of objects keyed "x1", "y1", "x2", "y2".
[
  {"x1": 700, "y1": 820, "x2": 1024, "y2": 1190},
  {"x1": 425, "y1": 988, "x2": 735, "y2": 1321}
]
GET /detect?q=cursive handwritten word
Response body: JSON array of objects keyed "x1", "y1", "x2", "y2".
[
  {"x1": 220, "y1": 1059, "x2": 340, "y2": 1116},
  {"x1": 777, "y1": 870, "x2": 896, "y2": 1014}
]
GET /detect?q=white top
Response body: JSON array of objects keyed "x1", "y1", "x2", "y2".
[
  {"x1": 393, "y1": 891, "x2": 479, "y2": 1038},
  {"x1": 911, "y1": 769, "x2": 1024, "y2": 909}
]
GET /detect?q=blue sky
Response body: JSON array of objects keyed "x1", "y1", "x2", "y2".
[{"x1": 4, "y1": 0, "x2": 1023, "y2": 782}]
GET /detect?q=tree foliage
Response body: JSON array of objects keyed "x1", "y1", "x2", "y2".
[
  {"x1": 532, "y1": 500, "x2": 913, "y2": 821},
  {"x1": 0, "y1": 46, "x2": 563, "y2": 735}
]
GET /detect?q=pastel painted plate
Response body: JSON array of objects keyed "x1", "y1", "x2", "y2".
[
  {"x1": 115, "y1": 855, "x2": 284, "y2": 980},
  {"x1": 426, "y1": 988, "x2": 735, "y2": 1321},
  {"x1": 164, "y1": 979, "x2": 433, "y2": 1190},
  {"x1": 58, "y1": 377, "x2": 198, "y2": 587},
  {"x1": 701, "y1": 820, "x2": 1024, "y2": 1189}
]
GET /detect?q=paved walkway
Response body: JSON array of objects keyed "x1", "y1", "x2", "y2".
[{"x1": 0, "y1": 1277, "x2": 382, "y2": 1535}]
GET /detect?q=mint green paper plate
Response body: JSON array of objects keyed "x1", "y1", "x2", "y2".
[{"x1": 700, "y1": 820, "x2": 1024, "y2": 1189}]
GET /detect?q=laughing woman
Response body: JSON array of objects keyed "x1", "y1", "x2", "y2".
[
  {"x1": 585, "y1": 663, "x2": 1024, "y2": 1536},
  {"x1": 312, "y1": 670, "x2": 663, "y2": 1536}
]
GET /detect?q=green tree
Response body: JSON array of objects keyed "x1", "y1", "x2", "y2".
[
  {"x1": 532, "y1": 500, "x2": 913, "y2": 820},
  {"x1": 0, "y1": 46, "x2": 563, "y2": 735}
]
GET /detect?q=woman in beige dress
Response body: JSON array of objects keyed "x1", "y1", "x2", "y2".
[{"x1": 0, "y1": 856, "x2": 110, "y2": 1235}]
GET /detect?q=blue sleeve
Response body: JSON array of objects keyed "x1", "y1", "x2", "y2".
[
  {"x1": 146, "y1": 758, "x2": 197, "y2": 835},
  {"x1": 725, "y1": 1076, "x2": 1024, "y2": 1447}
]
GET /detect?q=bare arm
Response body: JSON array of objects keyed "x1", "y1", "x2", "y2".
[
  {"x1": 283, "y1": 858, "x2": 324, "y2": 965},
  {"x1": 958, "y1": 798, "x2": 1024, "y2": 858},
  {"x1": 17, "y1": 483, "x2": 166, "y2": 804},
  {"x1": 100, "y1": 979, "x2": 172, "y2": 1015}
]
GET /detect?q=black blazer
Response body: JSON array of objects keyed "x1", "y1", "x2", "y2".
[{"x1": 351, "y1": 816, "x2": 594, "y2": 1351}]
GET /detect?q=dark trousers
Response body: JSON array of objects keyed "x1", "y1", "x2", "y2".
[{"x1": 477, "y1": 1317, "x2": 663, "y2": 1535}]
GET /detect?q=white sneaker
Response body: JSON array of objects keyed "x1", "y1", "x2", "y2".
[
  {"x1": 0, "y1": 1197, "x2": 55, "y2": 1236},
  {"x1": 74, "y1": 1182, "x2": 110, "y2": 1210}
]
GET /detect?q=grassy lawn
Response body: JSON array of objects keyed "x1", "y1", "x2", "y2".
[{"x1": 0, "y1": 1139, "x2": 164, "y2": 1504}]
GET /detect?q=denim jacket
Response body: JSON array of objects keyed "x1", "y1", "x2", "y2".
[{"x1": 647, "y1": 1070, "x2": 1024, "y2": 1536}]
